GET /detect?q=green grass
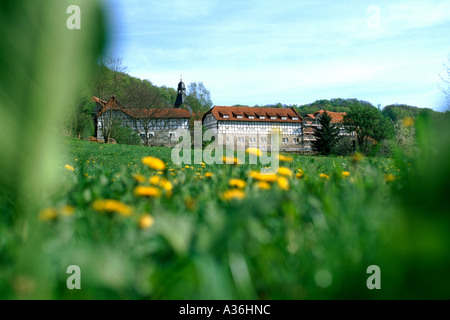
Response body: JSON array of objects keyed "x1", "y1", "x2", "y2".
[{"x1": 2, "y1": 129, "x2": 450, "y2": 299}]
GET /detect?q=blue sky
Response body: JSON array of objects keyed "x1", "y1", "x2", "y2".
[{"x1": 103, "y1": 0, "x2": 450, "y2": 111}]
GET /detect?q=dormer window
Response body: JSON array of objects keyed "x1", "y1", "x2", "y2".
[
  {"x1": 223, "y1": 115, "x2": 229, "y2": 119},
  {"x1": 270, "y1": 116, "x2": 276, "y2": 120},
  {"x1": 259, "y1": 116, "x2": 266, "y2": 119},
  {"x1": 292, "y1": 117, "x2": 298, "y2": 120},
  {"x1": 248, "y1": 115, "x2": 255, "y2": 119},
  {"x1": 237, "y1": 115, "x2": 243, "y2": 119},
  {"x1": 281, "y1": 117, "x2": 287, "y2": 120}
]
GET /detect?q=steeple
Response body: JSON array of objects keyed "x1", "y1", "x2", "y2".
[{"x1": 174, "y1": 76, "x2": 186, "y2": 108}]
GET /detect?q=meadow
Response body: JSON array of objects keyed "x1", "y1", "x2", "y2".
[{"x1": 0, "y1": 134, "x2": 439, "y2": 300}]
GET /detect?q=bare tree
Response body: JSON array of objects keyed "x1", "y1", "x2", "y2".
[{"x1": 440, "y1": 55, "x2": 450, "y2": 108}]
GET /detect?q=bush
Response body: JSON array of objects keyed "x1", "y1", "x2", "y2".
[
  {"x1": 331, "y1": 136, "x2": 355, "y2": 156},
  {"x1": 110, "y1": 123, "x2": 141, "y2": 145}
]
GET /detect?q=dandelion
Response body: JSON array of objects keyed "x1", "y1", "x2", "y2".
[
  {"x1": 249, "y1": 171, "x2": 278, "y2": 182},
  {"x1": 341, "y1": 171, "x2": 350, "y2": 178},
  {"x1": 138, "y1": 214, "x2": 154, "y2": 230},
  {"x1": 278, "y1": 167, "x2": 293, "y2": 177},
  {"x1": 246, "y1": 147, "x2": 262, "y2": 157},
  {"x1": 64, "y1": 164, "x2": 74, "y2": 172},
  {"x1": 229, "y1": 178, "x2": 246, "y2": 189},
  {"x1": 59, "y1": 205, "x2": 75, "y2": 217},
  {"x1": 319, "y1": 173, "x2": 329, "y2": 180},
  {"x1": 222, "y1": 156, "x2": 241, "y2": 165},
  {"x1": 222, "y1": 189, "x2": 246, "y2": 201},
  {"x1": 92, "y1": 199, "x2": 133, "y2": 217},
  {"x1": 204, "y1": 172, "x2": 213, "y2": 178},
  {"x1": 296, "y1": 168, "x2": 304, "y2": 179},
  {"x1": 257, "y1": 181, "x2": 271, "y2": 190},
  {"x1": 39, "y1": 207, "x2": 58, "y2": 221},
  {"x1": 142, "y1": 156, "x2": 166, "y2": 171},
  {"x1": 351, "y1": 153, "x2": 364, "y2": 163},
  {"x1": 160, "y1": 180, "x2": 173, "y2": 195},
  {"x1": 134, "y1": 186, "x2": 161, "y2": 198},
  {"x1": 384, "y1": 173, "x2": 395, "y2": 182},
  {"x1": 277, "y1": 176, "x2": 289, "y2": 191},
  {"x1": 185, "y1": 165, "x2": 190, "y2": 169},
  {"x1": 149, "y1": 175, "x2": 161, "y2": 185},
  {"x1": 133, "y1": 174, "x2": 146, "y2": 183},
  {"x1": 277, "y1": 154, "x2": 293, "y2": 162}
]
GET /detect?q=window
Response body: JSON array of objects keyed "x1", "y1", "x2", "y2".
[
  {"x1": 226, "y1": 137, "x2": 230, "y2": 143},
  {"x1": 281, "y1": 117, "x2": 287, "y2": 120},
  {"x1": 237, "y1": 115, "x2": 243, "y2": 119},
  {"x1": 270, "y1": 116, "x2": 276, "y2": 120},
  {"x1": 223, "y1": 115, "x2": 229, "y2": 119},
  {"x1": 259, "y1": 116, "x2": 266, "y2": 119},
  {"x1": 148, "y1": 132, "x2": 155, "y2": 138},
  {"x1": 282, "y1": 138, "x2": 289, "y2": 143},
  {"x1": 169, "y1": 132, "x2": 176, "y2": 139},
  {"x1": 248, "y1": 116, "x2": 255, "y2": 119},
  {"x1": 292, "y1": 117, "x2": 298, "y2": 120}
]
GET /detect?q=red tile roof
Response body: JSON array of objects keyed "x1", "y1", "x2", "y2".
[
  {"x1": 93, "y1": 96, "x2": 191, "y2": 119},
  {"x1": 203, "y1": 106, "x2": 302, "y2": 123},
  {"x1": 313, "y1": 109, "x2": 346, "y2": 124}
]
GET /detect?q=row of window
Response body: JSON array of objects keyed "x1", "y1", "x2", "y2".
[
  {"x1": 221, "y1": 114, "x2": 299, "y2": 121},
  {"x1": 224, "y1": 136, "x2": 301, "y2": 144}
]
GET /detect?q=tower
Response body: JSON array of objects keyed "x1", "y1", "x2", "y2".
[{"x1": 174, "y1": 77, "x2": 186, "y2": 108}]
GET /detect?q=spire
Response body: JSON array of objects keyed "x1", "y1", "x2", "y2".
[{"x1": 174, "y1": 76, "x2": 186, "y2": 108}]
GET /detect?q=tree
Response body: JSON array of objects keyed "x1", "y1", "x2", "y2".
[
  {"x1": 185, "y1": 82, "x2": 213, "y2": 112},
  {"x1": 440, "y1": 54, "x2": 450, "y2": 108},
  {"x1": 344, "y1": 103, "x2": 387, "y2": 153},
  {"x1": 312, "y1": 110, "x2": 340, "y2": 155}
]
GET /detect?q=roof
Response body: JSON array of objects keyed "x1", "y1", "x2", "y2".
[
  {"x1": 202, "y1": 106, "x2": 303, "y2": 123},
  {"x1": 313, "y1": 109, "x2": 346, "y2": 124},
  {"x1": 93, "y1": 96, "x2": 191, "y2": 119}
]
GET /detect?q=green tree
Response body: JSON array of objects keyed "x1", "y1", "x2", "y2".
[
  {"x1": 185, "y1": 82, "x2": 213, "y2": 112},
  {"x1": 344, "y1": 103, "x2": 386, "y2": 153},
  {"x1": 110, "y1": 122, "x2": 141, "y2": 145},
  {"x1": 312, "y1": 110, "x2": 340, "y2": 155}
]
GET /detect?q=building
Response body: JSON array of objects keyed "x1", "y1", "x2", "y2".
[
  {"x1": 302, "y1": 109, "x2": 354, "y2": 150},
  {"x1": 202, "y1": 106, "x2": 303, "y2": 151},
  {"x1": 93, "y1": 94, "x2": 191, "y2": 147}
]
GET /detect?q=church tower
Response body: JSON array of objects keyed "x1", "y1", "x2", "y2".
[{"x1": 174, "y1": 77, "x2": 186, "y2": 108}]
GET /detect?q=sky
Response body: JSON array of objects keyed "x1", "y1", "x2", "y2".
[{"x1": 103, "y1": 0, "x2": 450, "y2": 111}]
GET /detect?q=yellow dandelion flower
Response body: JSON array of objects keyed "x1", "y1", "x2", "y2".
[
  {"x1": 39, "y1": 207, "x2": 58, "y2": 221},
  {"x1": 246, "y1": 147, "x2": 262, "y2": 157},
  {"x1": 341, "y1": 171, "x2": 350, "y2": 178},
  {"x1": 149, "y1": 175, "x2": 161, "y2": 185},
  {"x1": 229, "y1": 178, "x2": 246, "y2": 189},
  {"x1": 133, "y1": 174, "x2": 146, "y2": 183},
  {"x1": 319, "y1": 173, "x2": 329, "y2": 180},
  {"x1": 296, "y1": 172, "x2": 304, "y2": 179},
  {"x1": 257, "y1": 181, "x2": 271, "y2": 190},
  {"x1": 222, "y1": 156, "x2": 241, "y2": 165},
  {"x1": 92, "y1": 199, "x2": 133, "y2": 217},
  {"x1": 384, "y1": 173, "x2": 395, "y2": 182},
  {"x1": 402, "y1": 117, "x2": 414, "y2": 127},
  {"x1": 59, "y1": 205, "x2": 75, "y2": 217},
  {"x1": 134, "y1": 186, "x2": 161, "y2": 198},
  {"x1": 138, "y1": 214, "x2": 154, "y2": 230},
  {"x1": 249, "y1": 171, "x2": 278, "y2": 182},
  {"x1": 222, "y1": 189, "x2": 246, "y2": 201},
  {"x1": 64, "y1": 164, "x2": 74, "y2": 172},
  {"x1": 142, "y1": 156, "x2": 166, "y2": 171},
  {"x1": 185, "y1": 165, "x2": 190, "y2": 169},
  {"x1": 277, "y1": 154, "x2": 293, "y2": 162},
  {"x1": 351, "y1": 153, "x2": 364, "y2": 163},
  {"x1": 160, "y1": 179, "x2": 173, "y2": 192},
  {"x1": 205, "y1": 172, "x2": 213, "y2": 178},
  {"x1": 277, "y1": 167, "x2": 293, "y2": 177},
  {"x1": 277, "y1": 176, "x2": 290, "y2": 191}
]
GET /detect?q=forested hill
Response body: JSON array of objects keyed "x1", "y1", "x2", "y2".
[{"x1": 294, "y1": 98, "x2": 443, "y2": 120}]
